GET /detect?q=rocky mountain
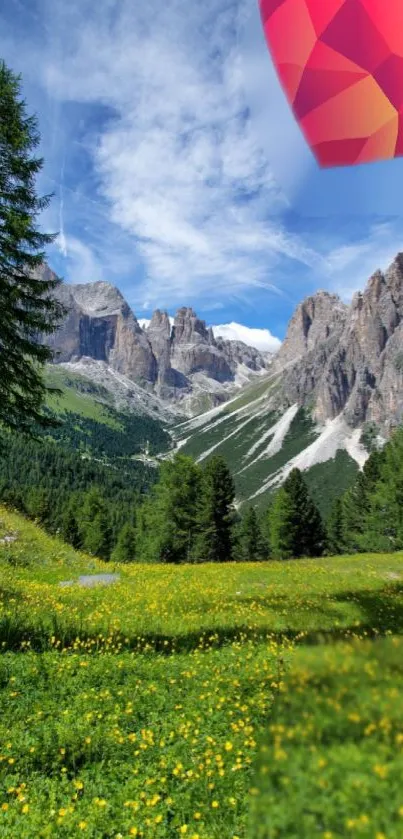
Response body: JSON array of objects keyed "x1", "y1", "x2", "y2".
[
  {"x1": 39, "y1": 253, "x2": 403, "y2": 512},
  {"x1": 43, "y1": 272, "x2": 272, "y2": 415},
  {"x1": 175, "y1": 253, "x2": 403, "y2": 512},
  {"x1": 274, "y1": 254, "x2": 403, "y2": 433}
]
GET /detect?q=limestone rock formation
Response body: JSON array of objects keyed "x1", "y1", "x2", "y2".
[
  {"x1": 170, "y1": 308, "x2": 233, "y2": 383},
  {"x1": 276, "y1": 254, "x2": 403, "y2": 432},
  {"x1": 44, "y1": 279, "x2": 270, "y2": 411},
  {"x1": 48, "y1": 281, "x2": 157, "y2": 386}
]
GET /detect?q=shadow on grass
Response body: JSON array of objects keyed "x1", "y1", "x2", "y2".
[{"x1": 1, "y1": 583, "x2": 403, "y2": 655}]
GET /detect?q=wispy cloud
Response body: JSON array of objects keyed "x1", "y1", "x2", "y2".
[
  {"x1": 26, "y1": 0, "x2": 326, "y2": 308},
  {"x1": 322, "y1": 222, "x2": 400, "y2": 301},
  {"x1": 2, "y1": 0, "x2": 402, "y2": 324}
]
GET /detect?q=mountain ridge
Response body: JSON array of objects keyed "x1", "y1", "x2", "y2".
[
  {"x1": 42, "y1": 269, "x2": 273, "y2": 416},
  {"x1": 38, "y1": 252, "x2": 403, "y2": 510}
]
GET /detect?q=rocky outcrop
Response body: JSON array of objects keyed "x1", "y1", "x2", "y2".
[
  {"x1": 215, "y1": 337, "x2": 272, "y2": 373},
  {"x1": 275, "y1": 291, "x2": 348, "y2": 369},
  {"x1": 48, "y1": 281, "x2": 157, "y2": 386},
  {"x1": 45, "y1": 280, "x2": 270, "y2": 411},
  {"x1": 276, "y1": 254, "x2": 403, "y2": 432},
  {"x1": 170, "y1": 308, "x2": 233, "y2": 383}
]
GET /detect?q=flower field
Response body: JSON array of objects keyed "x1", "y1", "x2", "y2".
[{"x1": 1, "y1": 507, "x2": 403, "y2": 838}]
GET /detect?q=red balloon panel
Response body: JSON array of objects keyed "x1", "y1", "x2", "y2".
[{"x1": 259, "y1": 0, "x2": 403, "y2": 167}]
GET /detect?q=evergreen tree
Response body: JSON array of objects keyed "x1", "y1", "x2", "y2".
[
  {"x1": 137, "y1": 455, "x2": 203, "y2": 563},
  {"x1": 341, "y1": 448, "x2": 386, "y2": 552},
  {"x1": 0, "y1": 60, "x2": 63, "y2": 432},
  {"x1": 326, "y1": 497, "x2": 344, "y2": 556},
  {"x1": 112, "y1": 522, "x2": 137, "y2": 563},
  {"x1": 361, "y1": 428, "x2": 403, "y2": 552},
  {"x1": 236, "y1": 506, "x2": 266, "y2": 562},
  {"x1": 269, "y1": 469, "x2": 325, "y2": 559},
  {"x1": 79, "y1": 488, "x2": 112, "y2": 560},
  {"x1": 61, "y1": 497, "x2": 82, "y2": 550},
  {"x1": 194, "y1": 455, "x2": 236, "y2": 562},
  {"x1": 24, "y1": 486, "x2": 50, "y2": 523},
  {"x1": 269, "y1": 486, "x2": 296, "y2": 560},
  {"x1": 83, "y1": 514, "x2": 112, "y2": 561}
]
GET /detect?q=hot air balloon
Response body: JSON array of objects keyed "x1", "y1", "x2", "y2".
[{"x1": 259, "y1": 0, "x2": 403, "y2": 168}]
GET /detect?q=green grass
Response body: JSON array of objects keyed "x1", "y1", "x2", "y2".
[
  {"x1": 45, "y1": 368, "x2": 120, "y2": 428},
  {"x1": 0, "y1": 507, "x2": 403, "y2": 837},
  {"x1": 249, "y1": 636, "x2": 403, "y2": 838}
]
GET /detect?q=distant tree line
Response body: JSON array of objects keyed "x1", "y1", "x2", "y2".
[
  {"x1": 3, "y1": 422, "x2": 403, "y2": 563},
  {"x1": 37, "y1": 408, "x2": 171, "y2": 459},
  {"x1": 0, "y1": 430, "x2": 154, "y2": 559}
]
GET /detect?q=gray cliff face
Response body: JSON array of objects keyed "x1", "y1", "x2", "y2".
[
  {"x1": 46, "y1": 283, "x2": 270, "y2": 407},
  {"x1": 170, "y1": 308, "x2": 233, "y2": 383},
  {"x1": 276, "y1": 255, "x2": 403, "y2": 431},
  {"x1": 275, "y1": 291, "x2": 348, "y2": 369},
  {"x1": 215, "y1": 337, "x2": 272, "y2": 373},
  {"x1": 49, "y1": 282, "x2": 157, "y2": 385}
]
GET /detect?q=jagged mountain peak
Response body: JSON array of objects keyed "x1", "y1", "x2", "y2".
[
  {"x1": 276, "y1": 287, "x2": 348, "y2": 369},
  {"x1": 45, "y1": 272, "x2": 271, "y2": 415},
  {"x1": 64, "y1": 281, "x2": 129, "y2": 318}
]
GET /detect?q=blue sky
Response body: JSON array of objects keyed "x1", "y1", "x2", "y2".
[{"x1": 1, "y1": 0, "x2": 403, "y2": 349}]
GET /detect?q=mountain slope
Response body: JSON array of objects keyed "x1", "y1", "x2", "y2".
[
  {"x1": 36, "y1": 252, "x2": 403, "y2": 512},
  {"x1": 173, "y1": 371, "x2": 365, "y2": 515},
  {"x1": 44, "y1": 366, "x2": 173, "y2": 462},
  {"x1": 274, "y1": 255, "x2": 403, "y2": 432},
  {"x1": 42, "y1": 268, "x2": 272, "y2": 415}
]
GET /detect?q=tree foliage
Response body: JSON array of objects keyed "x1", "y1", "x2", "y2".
[
  {"x1": 0, "y1": 60, "x2": 63, "y2": 431},
  {"x1": 137, "y1": 455, "x2": 203, "y2": 563},
  {"x1": 269, "y1": 469, "x2": 325, "y2": 559},
  {"x1": 193, "y1": 456, "x2": 236, "y2": 563},
  {"x1": 235, "y1": 505, "x2": 267, "y2": 562}
]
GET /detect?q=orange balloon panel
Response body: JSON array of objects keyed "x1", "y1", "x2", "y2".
[{"x1": 259, "y1": 0, "x2": 403, "y2": 167}]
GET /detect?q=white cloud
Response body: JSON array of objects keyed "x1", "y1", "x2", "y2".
[
  {"x1": 30, "y1": 0, "x2": 325, "y2": 308},
  {"x1": 59, "y1": 236, "x2": 106, "y2": 285},
  {"x1": 323, "y1": 223, "x2": 401, "y2": 301},
  {"x1": 211, "y1": 322, "x2": 281, "y2": 352},
  {"x1": 138, "y1": 315, "x2": 280, "y2": 353}
]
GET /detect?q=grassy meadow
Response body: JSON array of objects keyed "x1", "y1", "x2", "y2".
[{"x1": 0, "y1": 508, "x2": 402, "y2": 837}]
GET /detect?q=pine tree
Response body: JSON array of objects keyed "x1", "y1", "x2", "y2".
[
  {"x1": 83, "y1": 515, "x2": 111, "y2": 561},
  {"x1": 112, "y1": 522, "x2": 137, "y2": 563},
  {"x1": 362, "y1": 428, "x2": 403, "y2": 552},
  {"x1": 137, "y1": 455, "x2": 203, "y2": 563},
  {"x1": 341, "y1": 448, "x2": 386, "y2": 551},
  {"x1": 0, "y1": 61, "x2": 64, "y2": 432},
  {"x1": 61, "y1": 499, "x2": 82, "y2": 550},
  {"x1": 24, "y1": 486, "x2": 50, "y2": 523},
  {"x1": 269, "y1": 486, "x2": 296, "y2": 560},
  {"x1": 269, "y1": 469, "x2": 325, "y2": 559},
  {"x1": 326, "y1": 497, "x2": 344, "y2": 556},
  {"x1": 237, "y1": 506, "x2": 266, "y2": 561},
  {"x1": 194, "y1": 455, "x2": 236, "y2": 562},
  {"x1": 79, "y1": 488, "x2": 112, "y2": 560}
]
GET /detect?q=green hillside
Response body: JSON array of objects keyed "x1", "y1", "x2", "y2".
[
  {"x1": 0, "y1": 368, "x2": 173, "y2": 557},
  {"x1": 174, "y1": 374, "x2": 360, "y2": 517},
  {"x1": 0, "y1": 508, "x2": 402, "y2": 837},
  {"x1": 44, "y1": 367, "x2": 172, "y2": 457},
  {"x1": 45, "y1": 368, "x2": 120, "y2": 427}
]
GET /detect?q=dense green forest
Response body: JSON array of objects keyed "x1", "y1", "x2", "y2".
[
  {"x1": 2, "y1": 402, "x2": 403, "y2": 564},
  {"x1": 38, "y1": 406, "x2": 171, "y2": 459},
  {"x1": 0, "y1": 428, "x2": 156, "y2": 557}
]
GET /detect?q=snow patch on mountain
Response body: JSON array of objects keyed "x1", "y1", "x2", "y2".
[{"x1": 250, "y1": 415, "x2": 369, "y2": 499}]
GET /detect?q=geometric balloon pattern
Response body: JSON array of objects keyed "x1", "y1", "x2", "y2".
[{"x1": 259, "y1": 0, "x2": 403, "y2": 167}]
